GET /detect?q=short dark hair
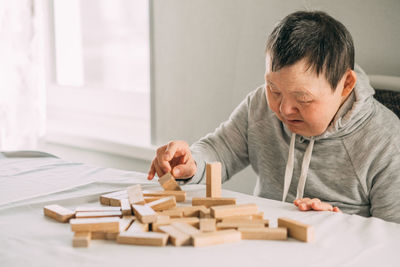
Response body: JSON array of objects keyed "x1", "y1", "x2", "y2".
[{"x1": 266, "y1": 11, "x2": 355, "y2": 90}]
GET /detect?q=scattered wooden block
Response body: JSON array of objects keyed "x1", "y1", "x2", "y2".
[
  {"x1": 75, "y1": 211, "x2": 122, "y2": 219},
  {"x1": 221, "y1": 218, "x2": 269, "y2": 227},
  {"x1": 252, "y1": 212, "x2": 264, "y2": 220},
  {"x1": 70, "y1": 217, "x2": 120, "y2": 233},
  {"x1": 120, "y1": 216, "x2": 135, "y2": 232},
  {"x1": 192, "y1": 197, "x2": 236, "y2": 208},
  {"x1": 199, "y1": 208, "x2": 211, "y2": 218},
  {"x1": 158, "y1": 172, "x2": 182, "y2": 191},
  {"x1": 157, "y1": 209, "x2": 183, "y2": 218},
  {"x1": 167, "y1": 205, "x2": 207, "y2": 217},
  {"x1": 192, "y1": 229, "x2": 241, "y2": 247},
  {"x1": 132, "y1": 205, "x2": 157, "y2": 224},
  {"x1": 210, "y1": 204, "x2": 259, "y2": 219},
  {"x1": 91, "y1": 231, "x2": 106, "y2": 240},
  {"x1": 75, "y1": 206, "x2": 121, "y2": 212},
  {"x1": 158, "y1": 225, "x2": 191, "y2": 246},
  {"x1": 147, "y1": 196, "x2": 177, "y2": 211},
  {"x1": 206, "y1": 162, "x2": 222, "y2": 198},
  {"x1": 127, "y1": 220, "x2": 149, "y2": 232},
  {"x1": 99, "y1": 190, "x2": 127, "y2": 206},
  {"x1": 117, "y1": 232, "x2": 169, "y2": 246},
  {"x1": 127, "y1": 185, "x2": 145, "y2": 205},
  {"x1": 171, "y1": 222, "x2": 200, "y2": 239},
  {"x1": 73, "y1": 232, "x2": 91, "y2": 247},
  {"x1": 217, "y1": 221, "x2": 265, "y2": 230},
  {"x1": 152, "y1": 217, "x2": 200, "y2": 232},
  {"x1": 44, "y1": 204, "x2": 75, "y2": 223},
  {"x1": 143, "y1": 190, "x2": 186, "y2": 202},
  {"x1": 199, "y1": 218, "x2": 216, "y2": 232},
  {"x1": 144, "y1": 196, "x2": 164, "y2": 203},
  {"x1": 238, "y1": 227, "x2": 287, "y2": 240},
  {"x1": 277, "y1": 217, "x2": 314, "y2": 242},
  {"x1": 120, "y1": 199, "x2": 132, "y2": 215}
]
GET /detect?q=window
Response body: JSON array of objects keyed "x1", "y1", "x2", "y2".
[{"x1": 45, "y1": 0, "x2": 151, "y2": 153}]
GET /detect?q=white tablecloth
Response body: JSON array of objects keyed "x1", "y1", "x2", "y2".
[{"x1": 1, "y1": 153, "x2": 399, "y2": 267}]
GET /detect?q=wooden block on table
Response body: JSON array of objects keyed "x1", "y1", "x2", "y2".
[
  {"x1": 143, "y1": 190, "x2": 186, "y2": 202},
  {"x1": 44, "y1": 204, "x2": 75, "y2": 223},
  {"x1": 277, "y1": 217, "x2": 314, "y2": 242},
  {"x1": 99, "y1": 190, "x2": 127, "y2": 206},
  {"x1": 70, "y1": 217, "x2": 120, "y2": 233},
  {"x1": 75, "y1": 211, "x2": 122, "y2": 219},
  {"x1": 157, "y1": 209, "x2": 183, "y2": 218},
  {"x1": 171, "y1": 222, "x2": 200, "y2": 236},
  {"x1": 199, "y1": 218, "x2": 216, "y2": 232},
  {"x1": 103, "y1": 216, "x2": 135, "y2": 240},
  {"x1": 152, "y1": 217, "x2": 200, "y2": 232},
  {"x1": 210, "y1": 204, "x2": 259, "y2": 219},
  {"x1": 238, "y1": 227, "x2": 287, "y2": 240},
  {"x1": 217, "y1": 221, "x2": 265, "y2": 230},
  {"x1": 192, "y1": 197, "x2": 236, "y2": 208},
  {"x1": 91, "y1": 231, "x2": 106, "y2": 240},
  {"x1": 192, "y1": 229, "x2": 241, "y2": 247},
  {"x1": 127, "y1": 220, "x2": 149, "y2": 232},
  {"x1": 144, "y1": 196, "x2": 164, "y2": 203},
  {"x1": 127, "y1": 185, "x2": 145, "y2": 205},
  {"x1": 75, "y1": 206, "x2": 121, "y2": 212},
  {"x1": 120, "y1": 199, "x2": 132, "y2": 215},
  {"x1": 206, "y1": 162, "x2": 222, "y2": 198},
  {"x1": 252, "y1": 212, "x2": 264, "y2": 220},
  {"x1": 147, "y1": 196, "x2": 176, "y2": 211},
  {"x1": 158, "y1": 172, "x2": 182, "y2": 191},
  {"x1": 117, "y1": 232, "x2": 169, "y2": 246},
  {"x1": 73, "y1": 232, "x2": 91, "y2": 247},
  {"x1": 158, "y1": 225, "x2": 191, "y2": 246},
  {"x1": 169, "y1": 205, "x2": 208, "y2": 217},
  {"x1": 221, "y1": 218, "x2": 269, "y2": 227},
  {"x1": 132, "y1": 204, "x2": 157, "y2": 224}
]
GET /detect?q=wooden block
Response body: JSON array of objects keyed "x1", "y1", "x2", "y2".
[
  {"x1": 127, "y1": 220, "x2": 149, "y2": 232},
  {"x1": 238, "y1": 227, "x2": 287, "y2": 240},
  {"x1": 127, "y1": 185, "x2": 145, "y2": 205},
  {"x1": 192, "y1": 229, "x2": 241, "y2": 247},
  {"x1": 199, "y1": 208, "x2": 211, "y2": 218},
  {"x1": 206, "y1": 162, "x2": 222, "y2": 198},
  {"x1": 70, "y1": 217, "x2": 120, "y2": 233},
  {"x1": 217, "y1": 221, "x2": 265, "y2": 230},
  {"x1": 73, "y1": 232, "x2": 91, "y2": 247},
  {"x1": 211, "y1": 204, "x2": 259, "y2": 219},
  {"x1": 157, "y1": 209, "x2": 183, "y2": 218},
  {"x1": 99, "y1": 190, "x2": 127, "y2": 206},
  {"x1": 132, "y1": 204, "x2": 157, "y2": 224},
  {"x1": 252, "y1": 212, "x2": 264, "y2": 220},
  {"x1": 120, "y1": 199, "x2": 132, "y2": 215},
  {"x1": 277, "y1": 217, "x2": 314, "y2": 242},
  {"x1": 171, "y1": 222, "x2": 200, "y2": 236},
  {"x1": 158, "y1": 225, "x2": 191, "y2": 246},
  {"x1": 143, "y1": 190, "x2": 186, "y2": 202},
  {"x1": 44, "y1": 204, "x2": 75, "y2": 223},
  {"x1": 75, "y1": 206, "x2": 121, "y2": 212},
  {"x1": 152, "y1": 217, "x2": 200, "y2": 231},
  {"x1": 192, "y1": 197, "x2": 236, "y2": 208},
  {"x1": 221, "y1": 218, "x2": 269, "y2": 227},
  {"x1": 91, "y1": 231, "x2": 106, "y2": 240},
  {"x1": 158, "y1": 172, "x2": 182, "y2": 191},
  {"x1": 144, "y1": 196, "x2": 164, "y2": 203},
  {"x1": 147, "y1": 196, "x2": 177, "y2": 211},
  {"x1": 120, "y1": 216, "x2": 135, "y2": 232},
  {"x1": 117, "y1": 232, "x2": 169, "y2": 246},
  {"x1": 75, "y1": 211, "x2": 122, "y2": 219},
  {"x1": 199, "y1": 218, "x2": 216, "y2": 232}
]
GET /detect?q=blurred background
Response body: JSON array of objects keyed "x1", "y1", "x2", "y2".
[{"x1": 1, "y1": 0, "x2": 399, "y2": 194}]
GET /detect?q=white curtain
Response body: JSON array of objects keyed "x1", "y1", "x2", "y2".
[{"x1": 0, "y1": 0, "x2": 45, "y2": 150}]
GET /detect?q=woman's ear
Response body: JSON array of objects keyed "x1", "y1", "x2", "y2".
[{"x1": 341, "y1": 69, "x2": 357, "y2": 98}]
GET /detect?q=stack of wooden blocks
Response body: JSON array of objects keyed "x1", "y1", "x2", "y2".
[{"x1": 43, "y1": 162, "x2": 314, "y2": 247}]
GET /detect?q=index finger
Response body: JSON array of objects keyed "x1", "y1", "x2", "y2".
[{"x1": 164, "y1": 141, "x2": 188, "y2": 161}]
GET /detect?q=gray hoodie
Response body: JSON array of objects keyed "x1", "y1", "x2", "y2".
[{"x1": 189, "y1": 65, "x2": 400, "y2": 223}]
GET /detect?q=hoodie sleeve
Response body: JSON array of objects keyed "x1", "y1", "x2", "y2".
[{"x1": 187, "y1": 90, "x2": 255, "y2": 185}]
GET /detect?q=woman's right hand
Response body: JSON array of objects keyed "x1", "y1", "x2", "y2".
[{"x1": 147, "y1": 140, "x2": 197, "y2": 180}]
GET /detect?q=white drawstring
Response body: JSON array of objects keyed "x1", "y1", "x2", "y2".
[{"x1": 282, "y1": 133, "x2": 315, "y2": 202}]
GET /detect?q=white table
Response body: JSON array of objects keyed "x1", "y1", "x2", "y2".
[{"x1": 1, "y1": 153, "x2": 399, "y2": 267}]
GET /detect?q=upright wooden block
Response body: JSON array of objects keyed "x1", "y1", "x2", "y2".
[
  {"x1": 192, "y1": 229, "x2": 241, "y2": 247},
  {"x1": 127, "y1": 220, "x2": 149, "y2": 232},
  {"x1": 199, "y1": 218, "x2": 216, "y2": 232},
  {"x1": 238, "y1": 227, "x2": 287, "y2": 240},
  {"x1": 70, "y1": 217, "x2": 120, "y2": 233},
  {"x1": 277, "y1": 217, "x2": 314, "y2": 242},
  {"x1": 127, "y1": 185, "x2": 145, "y2": 205},
  {"x1": 75, "y1": 206, "x2": 121, "y2": 212},
  {"x1": 73, "y1": 232, "x2": 91, "y2": 247},
  {"x1": 75, "y1": 211, "x2": 122, "y2": 219},
  {"x1": 117, "y1": 232, "x2": 169, "y2": 246},
  {"x1": 158, "y1": 172, "x2": 182, "y2": 191},
  {"x1": 158, "y1": 225, "x2": 191, "y2": 246},
  {"x1": 147, "y1": 196, "x2": 177, "y2": 211},
  {"x1": 120, "y1": 199, "x2": 132, "y2": 215},
  {"x1": 143, "y1": 190, "x2": 186, "y2": 202},
  {"x1": 44, "y1": 204, "x2": 75, "y2": 223},
  {"x1": 210, "y1": 204, "x2": 259, "y2": 219},
  {"x1": 192, "y1": 197, "x2": 236, "y2": 208},
  {"x1": 206, "y1": 162, "x2": 222, "y2": 198},
  {"x1": 132, "y1": 204, "x2": 157, "y2": 224}
]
